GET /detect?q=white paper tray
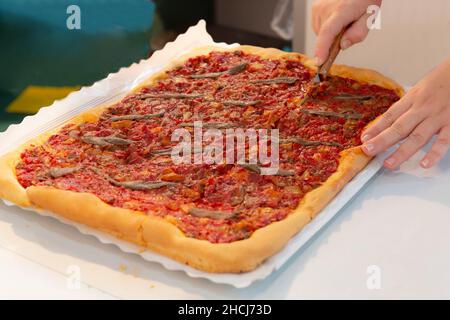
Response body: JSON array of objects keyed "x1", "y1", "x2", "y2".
[{"x1": 0, "y1": 20, "x2": 386, "y2": 288}]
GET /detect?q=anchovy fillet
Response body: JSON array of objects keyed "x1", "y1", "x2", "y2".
[
  {"x1": 188, "y1": 207, "x2": 237, "y2": 220},
  {"x1": 110, "y1": 112, "x2": 165, "y2": 122},
  {"x1": 190, "y1": 62, "x2": 248, "y2": 79},
  {"x1": 180, "y1": 122, "x2": 238, "y2": 129},
  {"x1": 91, "y1": 167, "x2": 177, "y2": 191},
  {"x1": 189, "y1": 72, "x2": 224, "y2": 79},
  {"x1": 298, "y1": 96, "x2": 309, "y2": 106},
  {"x1": 333, "y1": 93, "x2": 372, "y2": 101},
  {"x1": 151, "y1": 146, "x2": 205, "y2": 156},
  {"x1": 111, "y1": 180, "x2": 177, "y2": 191},
  {"x1": 239, "y1": 164, "x2": 295, "y2": 176},
  {"x1": 221, "y1": 100, "x2": 261, "y2": 107},
  {"x1": 227, "y1": 62, "x2": 248, "y2": 75},
  {"x1": 239, "y1": 163, "x2": 261, "y2": 174},
  {"x1": 82, "y1": 135, "x2": 134, "y2": 146},
  {"x1": 300, "y1": 108, "x2": 363, "y2": 120},
  {"x1": 279, "y1": 137, "x2": 342, "y2": 148},
  {"x1": 151, "y1": 148, "x2": 173, "y2": 156},
  {"x1": 274, "y1": 169, "x2": 295, "y2": 176},
  {"x1": 250, "y1": 77, "x2": 298, "y2": 85},
  {"x1": 49, "y1": 166, "x2": 81, "y2": 178}
]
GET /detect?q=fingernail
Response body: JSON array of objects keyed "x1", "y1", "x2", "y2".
[
  {"x1": 361, "y1": 134, "x2": 370, "y2": 142},
  {"x1": 384, "y1": 157, "x2": 396, "y2": 168},
  {"x1": 363, "y1": 143, "x2": 374, "y2": 154},
  {"x1": 421, "y1": 158, "x2": 430, "y2": 168},
  {"x1": 341, "y1": 39, "x2": 351, "y2": 50}
]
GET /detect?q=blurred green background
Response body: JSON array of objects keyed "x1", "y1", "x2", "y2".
[{"x1": 0, "y1": 0, "x2": 157, "y2": 131}]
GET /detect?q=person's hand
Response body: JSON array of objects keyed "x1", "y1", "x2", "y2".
[
  {"x1": 312, "y1": 0, "x2": 382, "y2": 65},
  {"x1": 361, "y1": 57, "x2": 450, "y2": 169}
]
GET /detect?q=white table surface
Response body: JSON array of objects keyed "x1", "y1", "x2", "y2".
[{"x1": 1, "y1": 145, "x2": 449, "y2": 300}]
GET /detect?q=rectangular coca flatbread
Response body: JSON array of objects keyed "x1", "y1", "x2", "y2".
[{"x1": 0, "y1": 45, "x2": 403, "y2": 273}]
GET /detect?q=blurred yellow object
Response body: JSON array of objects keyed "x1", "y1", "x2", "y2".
[{"x1": 6, "y1": 86, "x2": 81, "y2": 114}]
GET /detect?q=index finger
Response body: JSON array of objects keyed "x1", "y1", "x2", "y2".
[
  {"x1": 361, "y1": 95, "x2": 413, "y2": 143},
  {"x1": 315, "y1": 11, "x2": 359, "y2": 65}
]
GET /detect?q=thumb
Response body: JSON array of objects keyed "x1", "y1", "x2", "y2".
[{"x1": 340, "y1": 14, "x2": 371, "y2": 50}]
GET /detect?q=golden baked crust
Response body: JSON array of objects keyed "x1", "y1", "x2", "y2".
[{"x1": 0, "y1": 45, "x2": 404, "y2": 273}]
